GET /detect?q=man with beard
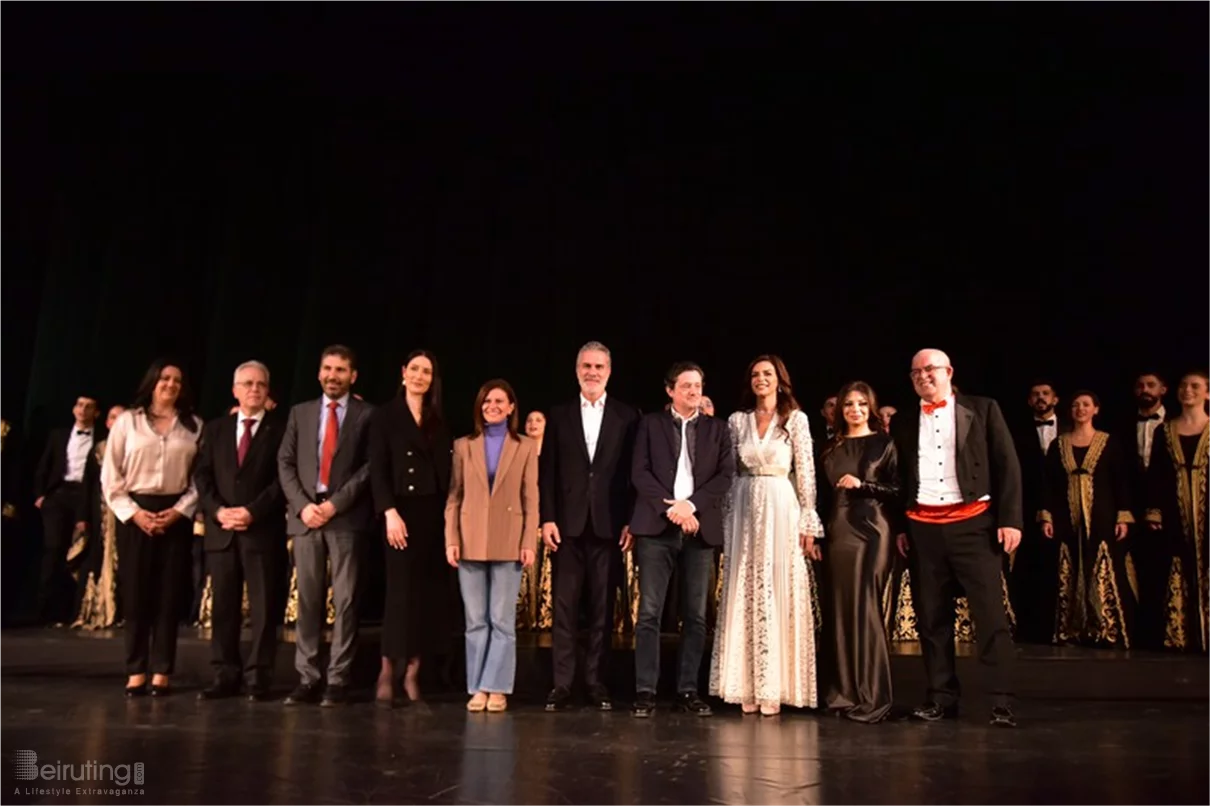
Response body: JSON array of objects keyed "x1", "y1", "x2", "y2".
[
  {"x1": 1125, "y1": 371, "x2": 1171, "y2": 648},
  {"x1": 1010, "y1": 381, "x2": 1063, "y2": 642}
]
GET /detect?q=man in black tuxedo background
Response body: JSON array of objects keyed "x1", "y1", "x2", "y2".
[
  {"x1": 194, "y1": 360, "x2": 287, "y2": 701},
  {"x1": 541, "y1": 341, "x2": 641, "y2": 712}
]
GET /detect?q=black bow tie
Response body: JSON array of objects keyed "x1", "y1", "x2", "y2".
[
  {"x1": 1138, "y1": 413, "x2": 1161, "y2": 422},
  {"x1": 76, "y1": 430, "x2": 91, "y2": 436},
  {"x1": 1035, "y1": 420, "x2": 1055, "y2": 428}
]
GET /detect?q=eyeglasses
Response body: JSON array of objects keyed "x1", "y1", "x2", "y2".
[
  {"x1": 909, "y1": 365, "x2": 950, "y2": 379},
  {"x1": 235, "y1": 381, "x2": 269, "y2": 389}
]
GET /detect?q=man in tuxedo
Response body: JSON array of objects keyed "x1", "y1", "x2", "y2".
[
  {"x1": 892, "y1": 349, "x2": 1021, "y2": 727},
  {"x1": 1010, "y1": 380, "x2": 1062, "y2": 642},
  {"x1": 32, "y1": 395, "x2": 101, "y2": 624},
  {"x1": 1125, "y1": 371, "x2": 1171, "y2": 648},
  {"x1": 630, "y1": 362, "x2": 734, "y2": 718},
  {"x1": 277, "y1": 345, "x2": 374, "y2": 706},
  {"x1": 541, "y1": 341, "x2": 641, "y2": 712},
  {"x1": 194, "y1": 361, "x2": 287, "y2": 701}
]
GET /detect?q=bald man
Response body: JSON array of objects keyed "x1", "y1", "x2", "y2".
[{"x1": 891, "y1": 349, "x2": 1022, "y2": 728}]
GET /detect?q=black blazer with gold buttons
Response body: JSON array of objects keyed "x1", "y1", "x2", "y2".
[{"x1": 369, "y1": 396, "x2": 453, "y2": 515}]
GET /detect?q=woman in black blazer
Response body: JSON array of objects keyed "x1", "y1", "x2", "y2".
[{"x1": 368, "y1": 350, "x2": 453, "y2": 707}]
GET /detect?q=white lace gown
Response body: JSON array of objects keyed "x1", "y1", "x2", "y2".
[{"x1": 709, "y1": 409, "x2": 823, "y2": 708}]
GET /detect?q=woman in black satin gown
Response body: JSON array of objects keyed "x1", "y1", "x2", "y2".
[{"x1": 819, "y1": 381, "x2": 901, "y2": 723}]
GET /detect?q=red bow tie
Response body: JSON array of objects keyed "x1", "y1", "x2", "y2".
[{"x1": 922, "y1": 399, "x2": 948, "y2": 415}]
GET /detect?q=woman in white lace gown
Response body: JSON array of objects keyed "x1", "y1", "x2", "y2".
[{"x1": 710, "y1": 355, "x2": 824, "y2": 715}]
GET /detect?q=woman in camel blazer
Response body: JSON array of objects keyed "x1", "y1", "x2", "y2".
[{"x1": 445, "y1": 379, "x2": 539, "y2": 712}]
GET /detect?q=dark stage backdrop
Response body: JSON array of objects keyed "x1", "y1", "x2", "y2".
[{"x1": 3, "y1": 7, "x2": 1207, "y2": 495}]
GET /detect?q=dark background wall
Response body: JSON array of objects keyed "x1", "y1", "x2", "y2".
[{"x1": 2, "y1": 5, "x2": 1206, "y2": 614}]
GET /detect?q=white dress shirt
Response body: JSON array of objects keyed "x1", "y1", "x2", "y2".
[
  {"x1": 581, "y1": 392, "x2": 606, "y2": 462},
  {"x1": 1035, "y1": 416, "x2": 1058, "y2": 454},
  {"x1": 1137, "y1": 405, "x2": 1166, "y2": 469},
  {"x1": 672, "y1": 409, "x2": 698, "y2": 503},
  {"x1": 235, "y1": 408, "x2": 266, "y2": 448},
  {"x1": 64, "y1": 427, "x2": 94, "y2": 482},
  {"x1": 916, "y1": 394, "x2": 962, "y2": 505}
]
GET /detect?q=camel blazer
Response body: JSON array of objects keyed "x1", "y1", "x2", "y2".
[{"x1": 445, "y1": 432, "x2": 540, "y2": 561}]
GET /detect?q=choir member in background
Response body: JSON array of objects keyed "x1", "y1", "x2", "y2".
[
  {"x1": 1010, "y1": 380, "x2": 1063, "y2": 642},
  {"x1": 1145, "y1": 370, "x2": 1209, "y2": 652},
  {"x1": 1126, "y1": 371, "x2": 1172, "y2": 648},
  {"x1": 368, "y1": 350, "x2": 453, "y2": 707},
  {"x1": 32, "y1": 395, "x2": 101, "y2": 624},
  {"x1": 699, "y1": 396, "x2": 715, "y2": 417},
  {"x1": 102, "y1": 360, "x2": 203, "y2": 696},
  {"x1": 817, "y1": 395, "x2": 838, "y2": 447},
  {"x1": 445, "y1": 380, "x2": 539, "y2": 712},
  {"x1": 710, "y1": 356, "x2": 820, "y2": 717},
  {"x1": 631, "y1": 362, "x2": 734, "y2": 718},
  {"x1": 891, "y1": 348, "x2": 1021, "y2": 728},
  {"x1": 518, "y1": 411, "x2": 547, "y2": 631},
  {"x1": 277, "y1": 345, "x2": 375, "y2": 707},
  {"x1": 74, "y1": 404, "x2": 126, "y2": 630},
  {"x1": 878, "y1": 405, "x2": 897, "y2": 432},
  {"x1": 541, "y1": 342, "x2": 640, "y2": 713},
  {"x1": 818, "y1": 381, "x2": 900, "y2": 723},
  {"x1": 194, "y1": 361, "x2": 287, "y2": 702},
  {"x1": 1040, "y1": 391, "x2": 1136, "y2": 648}
]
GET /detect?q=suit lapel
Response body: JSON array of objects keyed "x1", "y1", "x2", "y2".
[
  {"x1": 493, "y1": 437, "x2": 519, "y2": 497},
  {"x1": 401, "y1": 401, "x2": 432, "y2": 458},
  {"x1": 594, "y1": 401, "x2": 621, "y2": 468},
  {"x1": 224, "y1": 415, "x2": 242, "y2": 474},
  {"x1": 663, "y1": 413, "x2": 680, "y2": 466},
  {"x1": 300, "y1": 401, "x2": 321, "y2": 484},
  {"x1": 241, "y1": 415, "x2": 272, "y2": 473},
  {"x1": 572, "y1": 403, "x2": 591, "y2": 465},
  {"x1": 955, "y1": 398, "x2": 974, "y2": 456},
  {"x1": 467, "y1": 436, "x2": 490, "y2": 492}
]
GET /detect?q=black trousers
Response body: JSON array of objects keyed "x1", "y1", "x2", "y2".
[
  {"x1": 37, "y1": 482, "x2": 84, "y2": 622},
  {"x1": 551, "y1": 534, "x2": 616, "y2": 690},
  {"x1": 909, "y1": 512, "x2": 1015, "y2": 707},
  {"x1": 118, "y1": 493, "x2": 192, "y2": 676},
  {"x1": 207, "y1": 537, "x2": 279, "y2": 687}
]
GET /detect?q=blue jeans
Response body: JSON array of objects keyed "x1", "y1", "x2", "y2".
[
  {"x1": 458, "y1": 560, "x2": 524, "y2": 694},
  {"x1": 634, "y1": 527, "x2": 715, "y2": 695}
]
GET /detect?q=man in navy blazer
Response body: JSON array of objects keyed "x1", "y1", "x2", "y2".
[{"x1": 629, "y1": 361, "x2": 734, "y2": 718}]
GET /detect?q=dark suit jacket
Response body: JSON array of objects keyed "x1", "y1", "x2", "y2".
[
  {"x1": 630, "y1": 411, "x2": 735, "y2": 546},
  {"x1": 1013, "y1": 416, "x2": 1067, "y2": 524},
  {"x1": 33, "y1": 425, "x2": 102, "y2": 521},
  {"x1": 194, "y1": 412, "x2": 288, "y2": 552},
  {"x1": 368, "y1": 396, "x2": 453, "y2": 514},
  {"x1": 892, "y1": 394, "x2": 1024, "y2": 531},
  {"x1": 538, "y1": 396, "x2": 641, "y2": 539},
  {"x1": 1118, "y1": 410, "x2": 1173, "y2": 519},
  {"x1": 277, "y1": 396, "x2": 375, "y2": 536}
]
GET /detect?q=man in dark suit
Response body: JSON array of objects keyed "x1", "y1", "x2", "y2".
[
  {"x1": 32, "y1": 395, "x2": 101, "y2": 624},
  {"x1": 629, "y1": 361, "x2": 735, "y2": 718},
  {"x1": 541, "y1": 341, "x2": 641, "y2": 712},
  {"x1": 892, "y1": 348, "x2": 1022, "y2": 728},
  {"x1": 277, "y1": 345, "x2": 375, "y2": 707},
  {"x1": 194, "y1": 360, "x2": 287, "y2": 702}
]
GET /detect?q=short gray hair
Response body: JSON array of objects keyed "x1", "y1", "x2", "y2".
[
  {"x1": 233, "y1": 360, "x2": 271, "y2": 385},
  {"x1": 576, "y1": 341, "x2": 612, "y2": 368}
]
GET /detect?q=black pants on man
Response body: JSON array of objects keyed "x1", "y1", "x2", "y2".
[
  {"x1": 551, "y1": 534, "x2": 615, "y2": 691},
  {"x1": 909, "y1": 512, "x2": 1015, "y2": 707},
  {"x1": 36, "y1": 482, "x2": 84, "y2": 623},
  {"x1": 208, "y1": 539, "x2": 279, "y2": 689}
]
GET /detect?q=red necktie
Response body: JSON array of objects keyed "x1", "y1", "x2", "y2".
[
  {"x1": 922, "y1": 399, "x2": 948, "y2": 415},
  {"x1": 237, "y1": 418, "x2": 255, "y2": 467},
  {"x1": 320, "y1": 401, "x2": 340, "y2": 488}
]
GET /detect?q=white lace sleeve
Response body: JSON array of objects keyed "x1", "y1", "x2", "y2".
[
  {"x1": 722, "y1": 412, "x2": 743, "y2": 526},
  {"x1": 789, "y1": 410, "x2": 824, "y2": 538}
]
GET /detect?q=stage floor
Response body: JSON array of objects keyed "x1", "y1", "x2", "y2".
[{"x1": 2, "y1": 629, "x2": 1207, "y2": 805}]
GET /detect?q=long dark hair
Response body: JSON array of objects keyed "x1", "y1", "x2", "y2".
[
  {"x1": 130, "y1": 358, "x2": 198, "y2": 433},
  {"x1": 822, "y1": 381, "x2": 881, "y2": 459},
  {"x1": 470, "y1": 379, "x2": 521, "y2": 441},
  {"x1": 400, "y1": 349, "x2": 444, "y2": 437},
  {"x1": 738, "y1": 354, "x2": 800, "y2": 440}
]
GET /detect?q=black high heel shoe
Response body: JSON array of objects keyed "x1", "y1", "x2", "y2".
[
  {"x1": 124, "y1": 682, "x2": 148, "y2": 698},
  {"x1": 149, "y1": 683, "x2": 171, "y2": 698}
]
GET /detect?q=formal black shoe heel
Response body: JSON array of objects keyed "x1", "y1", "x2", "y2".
[{"x1": 124, "y1": 683, "x2": 148, "y2": 698}]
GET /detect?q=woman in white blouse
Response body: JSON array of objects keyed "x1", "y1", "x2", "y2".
[{"x1": 101, "y1": 360, "x2": 203, "y2": 697}]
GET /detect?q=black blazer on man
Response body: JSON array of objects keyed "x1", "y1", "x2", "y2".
[
  {"x1": 33, "y1": 426, "x2": 101, "y2": 519},
  {"x1": 194, "y1": 412, "x2": 288, "y2": 552},
  {"x1": 892, "y1": 394, "x2": 1024, "y2": 531},
  {"x1": 630, "y1": 411, "x2": 735, "y2": 546},
  {"x1": 539, "y1": 397, "x2": 640, "y2": 539}
]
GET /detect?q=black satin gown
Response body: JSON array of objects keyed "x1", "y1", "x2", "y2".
[{"x1": 819, "y1": 433, "x2": 901, "y2": 723}]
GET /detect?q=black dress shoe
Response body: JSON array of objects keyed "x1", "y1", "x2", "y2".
[
  {"x1": 990, "y1": 706, "x2": 1017, "y2": 728},
  {"x1": 124, "y1": 683, "x2": 148, "y2": 698},
  {"x1": 246, "y1": 685, "x2": 272, "y2": 703},
  {"x1": 149, "y1": 684, "x2": 172, "y2": 698},
  {"x1": 320, "y1": 684, "x2": 348, "y2": 707},
  {"x1": 631, "y1": 692, "x2": 656, "y2": 718},
  {"x1": 198, "y1": 681, "x2": 240, "y2": 701},
  {"x1": 587, "y1": 684, "x2": 613, "y2": 711},
  {"x1": 676, "y1": 691, "x2": 713, "y2": 717},
  {"x1": 283, "y1": 683, "x2": 323, "y2": 706},
  {"x1": 545, "y1": 686, "x2": 573, "y2": 712},
  {"x1": 912, "y1": 701, "x2": 959, "y2": 722}
]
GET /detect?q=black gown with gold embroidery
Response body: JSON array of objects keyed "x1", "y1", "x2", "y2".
[
  {"x1": 1040, "y1": 432, "x2": 1137, "y2": 647},
  {"x1": 1145, "y1": 423, "x2": 1209, "y2": 652}
]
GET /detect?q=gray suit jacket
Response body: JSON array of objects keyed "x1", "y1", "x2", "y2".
[{"x1": 277, "y1": 396, "x2": 375, "y2": 536}]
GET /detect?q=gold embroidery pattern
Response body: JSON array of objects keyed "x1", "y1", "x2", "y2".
[
  {"x1": 888, "y1": 568, "x2": 1013, "y2": 643},
  {"x1": 1164, "y1": 424, "x2": 1209, "y2": 650},
  {"x1": 1124, "y1": 551, "x2": 1139, "y2": 601},
  {"x1": 1055, "y1": 540, "x2": 1129, "y2": 647},
  {"x1": 1164, "y1": 557, "x2": 1189, "y2": 650},
  {"x1": 1058, "y1": 432, "x2": 1108, "y2": 535},
  {"x1": 1053, "y1": 542, "x2": 1074, "y2": 642}
]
